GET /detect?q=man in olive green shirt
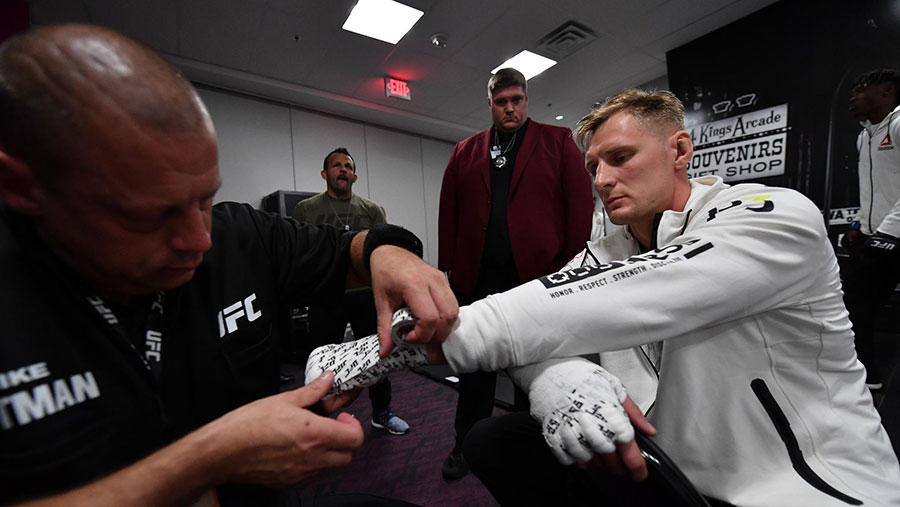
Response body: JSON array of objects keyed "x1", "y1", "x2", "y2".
[
  {"x1": 293, "y1": 147, "x2": 409, "y2": 435},
  {"x1": 294, "y1": 147, "x2": 386, "y2": 232}
]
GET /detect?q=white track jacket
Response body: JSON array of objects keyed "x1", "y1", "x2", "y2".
[
  {"x1": 442, "y1": 176, "x2": 900, "y2": 506},
  {"x1": 857, "y1": 104, "x2": 900, "y2": 237}
]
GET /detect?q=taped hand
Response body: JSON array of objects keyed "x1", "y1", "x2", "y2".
[
  {"x1": 304, "y1": 308, "x2": 426, "y2": 396},
  {"x1": 529, "y1": 360, "x2": 635, "y2": 465}
]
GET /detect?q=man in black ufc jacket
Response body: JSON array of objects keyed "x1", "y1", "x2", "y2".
[{"x1": 0, "y1": 24, "x2": 456, "y2": 506}]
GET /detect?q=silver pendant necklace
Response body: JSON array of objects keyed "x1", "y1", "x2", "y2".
[
  {"x1": 328, "y1": 195, "x2": 353, "y2": 231},
  {"x1": 491, "y1": 129, "x2": 518, "y2": 169}
]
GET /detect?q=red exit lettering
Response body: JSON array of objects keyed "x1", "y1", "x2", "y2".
[{"x1": 384, "y1": 78, "x2": 411, "y2": 100}]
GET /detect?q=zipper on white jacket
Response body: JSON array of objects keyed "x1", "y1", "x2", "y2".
[
  {"x1": 750, "y1": 379, "x2": 862, "y2": 505},
  {"x1": 868, "y1": 130, "x2": 874, "y2": 233}
]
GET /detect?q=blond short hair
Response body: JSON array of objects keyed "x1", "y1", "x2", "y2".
[{"x1": 575, "y1": 89, "x2": 685, "y2": 149}]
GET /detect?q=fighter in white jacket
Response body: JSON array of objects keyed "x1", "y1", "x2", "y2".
[
  {"x1": 843, "y1": 68, "x2": 900, "y2": 391},
  {"x1": 443, "y1": 174, "x2": 899, "y2": 505},
  {"x1": 441, "y1": 89, "x2": 900, "y2": 506},
  {"x1": 306, "y1": 89, "x2": 900, "y2": 506},
  {"x1": 854, "y1": 102, "x2": 900, "y2": 238}
]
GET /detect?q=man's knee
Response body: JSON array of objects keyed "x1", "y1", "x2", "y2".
[
  {"x1": 463, "y1": 412, "x2": 541, "y2": 473},
  {"x1": 461, "y1": 416, "x2": 492, "y2": 471}
]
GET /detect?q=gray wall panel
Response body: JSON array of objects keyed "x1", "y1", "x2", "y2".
[
  {"x1": 290, "y1": 108, "x2": 369, "y2": 199},
  {"x1": 199, "y1": 88, "x2": 294, "y2": 209},
  {"x1": 198, "y1": 85, "x2": 453, "y2": 264},
  {"x1": 421, "y1": 138, "x2": 454, "y2": 267},
  {"x1": 364, "y1": 125, "x2": 428, "y2": 262}
]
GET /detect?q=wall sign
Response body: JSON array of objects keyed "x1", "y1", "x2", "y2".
[
  {"x1": 687, "y1": 103, "x2": 789, "y2": 182},
  {"x1": 827, "y1": 206, "x2": 859, "y2": 226},
  {"x1": 384, "y1": 77, "x2": 411, "y2": 100}
]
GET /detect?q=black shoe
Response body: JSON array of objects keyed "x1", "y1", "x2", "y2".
[
  {"x1": 441, "y1": 447, "x2": 469, "y2": 480},
  {"x1": 280, "y1": 374, "x2": 295, "y2": 386}
]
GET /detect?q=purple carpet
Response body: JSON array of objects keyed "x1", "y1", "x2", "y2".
[{"x1": 282, "y1": 367, "x2": 504, "y2": 506}]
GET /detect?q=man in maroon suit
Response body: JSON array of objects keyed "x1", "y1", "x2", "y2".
[{"x1": 437, "y1": 67, "x2": 593, "y2": 479}]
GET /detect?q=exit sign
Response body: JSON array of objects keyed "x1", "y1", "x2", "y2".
[{"x1": 384, "y1": 77, "x2": 411, "y2": 100}]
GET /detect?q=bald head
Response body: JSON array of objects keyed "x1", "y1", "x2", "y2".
[{"x1": 0, "y1": 24, "x2": 213, "y2": 187}]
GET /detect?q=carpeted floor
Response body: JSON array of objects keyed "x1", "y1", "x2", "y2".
[{"x1": 281, "y1": 367, "x2": 504, "y2": 507}]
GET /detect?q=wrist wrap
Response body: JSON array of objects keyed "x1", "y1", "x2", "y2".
[{"x1": 362, "y1": 224, "x2": 423, "y2": 273}]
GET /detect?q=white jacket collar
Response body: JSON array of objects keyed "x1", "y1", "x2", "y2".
[
  {"x1": 589, "y1": 176, "x2": 728, "y2": 255},
  {"x1": 859, "y1": 103, "x2": 900, "y2": 131},
  {"x1": 654, "y1": 176, "x2": 727, "y2": 248}
]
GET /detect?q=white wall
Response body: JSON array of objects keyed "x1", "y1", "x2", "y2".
[
  {"x1": 200, "y1": 88, "x2": 294, "y2": 207},
  {"x1": 290, "y1": 108, "x2": 368, "y2": 197},
  {"x1": 197, "y1": 86, "x2": 455, "y2": 266},
  {"x1": 421, "y1": 139, "x2": 452, "y2": 265}
]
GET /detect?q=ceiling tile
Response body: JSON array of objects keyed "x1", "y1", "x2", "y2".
[
  {"x1": 28, "y1": 0, "x2": 91, "y2": 25},
  {"x1": 87, "y1": 0, "x2": 179, "y2": 53},
  {"x1": 178, "y1": 0, "x2": 266, "y2": 69},
  {"x1": 24, "y1": 0, "x2": 778, "y2": 142}
]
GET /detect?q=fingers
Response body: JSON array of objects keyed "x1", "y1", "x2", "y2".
[
  {"x1": 425, "y1": 342, "x2": 447, "y2": 365},
  {"x1": 617, "y1": 440, "x2": 649, "y2": 482},
  {"x1": 375, "y1": 296, "x2": 396, "y2": 358},
  {"x1": 402, "y1": 279, "x2": 452, "y2": 345},
  {"x1": 369, "y1": 246, "x2": 458, "y2": 353},
  {"x1": 578, "y1": 412, "x2": 616, "y2": 455},
  {"x1": 544, "y1": 431, "x2": 575, "y2": 466},
  {"x1": 598, "y1": 449, "x2": 626, "y2": 476},
  {"x1": 300, "y1": 407, "x2": 364, "y2": 454},
  {"x1": 421, "y1": 279, "x2": 459, "y2": 342},
  {"x1": 289, "y1": 371, "x2": 333, "y2": 407},
  {"x1": 293, "y1": 416, "x2": 364, "y2": 479},
  {"x1": 320, "y1": 388, "x2": 362, "y2": 413},
  {"x1": 326, "y1": 413, "x2": 364, "y2": 450},
  {"x1": 311, "y1": 448, "x2": 356, "y2": 471},
  {"x1": 559, "y1": 422, "x2": 594, "y2": 463},
  {"x1": 304, "y1": 345, "x2": 335, "y2": 385},
  {"x1": 622, "y1": 397, "x2": 656, "y2": 436},
  {"x1": 546, "y1": 402, "x2": 646, "y2": 477},
  {"x1": 589, "y1": 440, "x2": 647, "y2": 483},
  {"x1": 335, "y1": 412, "x2": 358, "y2": 424}
]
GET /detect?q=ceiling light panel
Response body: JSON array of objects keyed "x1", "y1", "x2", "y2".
[
  {"x1": 342, "y1": 0, "x2": 424, "y2": 44},
  {"x1": 491, "y1": 50, "x2": 557, "y2": 80}
]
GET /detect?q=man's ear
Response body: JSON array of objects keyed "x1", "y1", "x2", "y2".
[
  {"x1": 0, "y1": 148, "x2": 43, "y2": 215},
  {"x1": 673, "y1": 131, "x2": 693, "y2": 172},
  {"x1": 350, "y1": 171, "x2": 359, "y2": 184},
  {"x1": 321, "y1": 169, "x2": 327, "y2": 181}
]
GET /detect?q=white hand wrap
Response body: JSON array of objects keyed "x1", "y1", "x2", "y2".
[
  {"x1": 304, "y1": 308, "x2": 426, "y2": 396},
  {"x1": 522, "y1": 357, "x2": 634, "y2": 465}
]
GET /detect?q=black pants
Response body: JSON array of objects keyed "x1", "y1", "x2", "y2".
[
  {"x1": 841, "y1": 236, "x2": 900, "y2": 383},
  {"x1": 305, "y1": 289, "x2": 391, "y2": 411},
  {"x1": 464, "y1": 412, "x2": 732, "y2": 507},
  {"x1": 452, "y1": 261, "x2": 527, "y2": 448}
]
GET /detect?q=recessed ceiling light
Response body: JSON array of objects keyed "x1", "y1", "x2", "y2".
[
  {"x1": 429, "y1": 33, "x2": 448, "y2": 48},
  {"x1": 555, "y1": 115, "x2": 564, "y2": 121},
  {"x1": 491, "y1": 50, "x2": 557, "y2": 80},
  {"x1": 342, "y1": 0, "x2": 424, "y2": 45}
]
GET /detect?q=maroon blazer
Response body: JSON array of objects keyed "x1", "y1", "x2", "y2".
[{"x1": 438, "y1": 119, "x2": 593, "y2": 296}]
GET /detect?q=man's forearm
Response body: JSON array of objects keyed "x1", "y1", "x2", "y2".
[
  {"x1": 18, "y1": 374, "x2": 359, "y2": 507},
  {"x1": 347, "y1": 230, "x2": 371, "y2": 288},
  {"x1": 348, "y1": 225, "x2": 426, "y2": 287},
  {"x1": 20, "y1": 424, "x2": 227, "y2": 507}
]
